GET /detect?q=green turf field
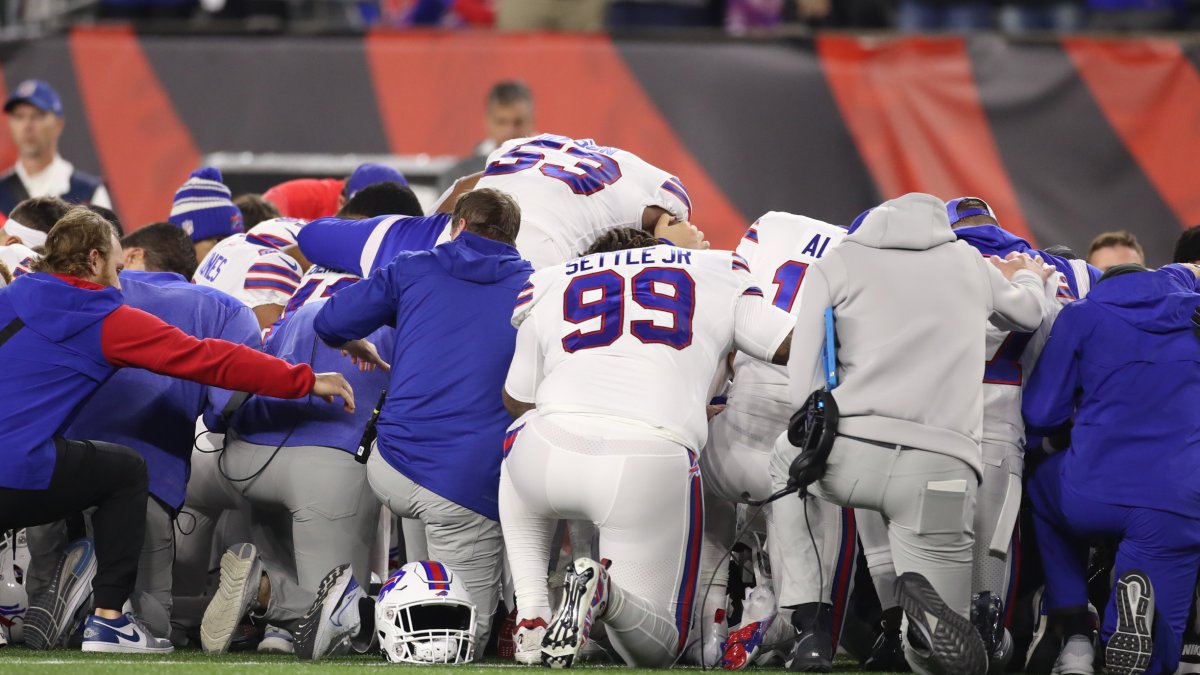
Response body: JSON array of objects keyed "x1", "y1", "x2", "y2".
[{"x1": 0, "y1": 649, "x2": 889, "y2": 673}]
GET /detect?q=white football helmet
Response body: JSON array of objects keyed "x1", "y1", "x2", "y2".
[
  {"x1": 375, "y1": 561, "x2": 476, "y2": 664},
  {"x1": 0, "y1": 530, "x2": 29, "y2": 643}
]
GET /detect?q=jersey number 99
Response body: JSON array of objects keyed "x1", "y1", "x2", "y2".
[{"x1": 562, "y1": 268, "x2": 695, "y2": 352}]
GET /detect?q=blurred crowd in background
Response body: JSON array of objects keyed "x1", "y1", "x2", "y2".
[{"x1": 6, "y1": 0, "x2": 1200, "y2": 36}]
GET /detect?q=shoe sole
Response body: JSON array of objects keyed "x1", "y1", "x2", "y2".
[
  {"x1": 24, "y1": 539, "x2": 97, "y2": 651},
  {"x1": 515, "y1": 650, "x2": 543, "y2": 665},
  {"x1": 82, "y1": 640, "x2": 174, "y2": 654},
  {"x1": 895, "y1": 572, "x2": 988, "y2": 675},
  {"x1": 200, "y1": 544, "x2": 262, "y2": 655},
  {"x1": 256, "y1": 639, "x2": 295, "y2": 654},
  {"x1": 294, "y1": 564, "x2": 353, "y2": 661},
  {"x1": 542, "y1": 563, "x2": 601, "y2": 669},
  {"x1": 1106, "y1": 571, "x2": 1153, "y2": 675}
]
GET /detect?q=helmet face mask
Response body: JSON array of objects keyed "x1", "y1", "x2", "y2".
[{"x1": 375, "y1": 561, "x2": 477, "y2": 664}]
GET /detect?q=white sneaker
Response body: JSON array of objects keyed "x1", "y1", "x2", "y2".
[
  {"x1": 257, "y1": 624, "x2": 295, "y2": 654},
  {"x1": 201, "y1": 543, "x2": 263, "y2": 655},
  {"x1": 1052, "y1": 634, "x2": 1095, "y2": 675},
  {"x1": 1107, "y1": 570, "x2": 1154, "y2": 675},
  {"x1": 295, "y1": 564, "x2": 366, "y2": 661},
  {"x1": 81, "y1": 612, "x2": 173, "y2": 654},
  {"x1": 541, "y1": 558, "x2": 610, "y2": 669},
  {"x1": 513, "y1": 617, "x2": 548, "y2": 665}
]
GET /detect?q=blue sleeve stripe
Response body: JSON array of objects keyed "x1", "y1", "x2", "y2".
[
  {"x1": 245, "y1": 278, "x2": 299, "y2": 294},
  {"x1": 249, "y1": 263, "x2": 301, "y2": 283},
  {"x1": 742, "y1": 287, "x2": 764, "y2": 297},
  {"x1": 743, "y1": 228, "x2": 759, "y2": 243},
  {"x1": 661, "y1": 179, "x2": 692, "y2": 213}
]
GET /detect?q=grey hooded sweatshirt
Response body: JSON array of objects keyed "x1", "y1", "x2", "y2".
[{"x1": 786, "y1": 193, "x2": 1045, "y2": 477}]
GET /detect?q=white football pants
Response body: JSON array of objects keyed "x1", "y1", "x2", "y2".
[{"x1": 499, "y1": 412, "x2": 702, "y2": 667}]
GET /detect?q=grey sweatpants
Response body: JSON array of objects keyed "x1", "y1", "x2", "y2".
[
  {"x1": 367, "y1": 450, "x2": 503, "y2": 649},
  {"x1": 222, "y1": 439, "x2": 378, "y2": 631},
  {"x1": 802, "y1": 436, "x2": 978, "y2": 620}
]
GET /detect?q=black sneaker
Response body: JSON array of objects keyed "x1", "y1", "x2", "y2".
[
  {"x1": 895, "y1": 572, "x2": 987, "y2": 675},
  {"x1": 23, "y1": 539, "x2": 97, "y2": 650},
  {"x1": 971, "y1": 591, "x2": 1014, "y2": 674},
  {"x1": 863, "y1": 628, "x2": 911, "y2": 672},
  {"x1": 1106, "y1": 570, "x2": 1154, "y2": 675},
  {"x1": 787, "y1": 625, "x2": 833, "y2": 672}
]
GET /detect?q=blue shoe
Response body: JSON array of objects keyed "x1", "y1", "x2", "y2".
[
  {"x1": 81, "y1": 612, "x2": 173, "y2": 653},
  {"x1": 24, "y1": 538, "x2": 96, "y2": 650}
]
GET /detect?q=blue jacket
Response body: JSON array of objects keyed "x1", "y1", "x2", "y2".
[
  {"x1": 1023, "y1": 265, "x2": 1200, "y2": 517},
  {"x1": 235, "y1": 298, "x2": 394, "y2": 455},
  {"x1": 0, "y1": 273, "x2": 123, "y2": 488},
  {"x1": 65, "y1": 271, "x2": 261, "y2": 509},
  {"x1": 297, "y1": 214, "x2": 450, "y2": 277},
  {"x1": 954, "y1": 224, "x2": 1101, "y2": 300},
  {"x1": 314, "y1": 233, "x2": 533, "y2": 520}
]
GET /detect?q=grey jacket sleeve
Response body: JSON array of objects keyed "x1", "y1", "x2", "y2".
[
  {"x1": 787, "y1": 265, "x2": 833, "y2": 408},
  {"x1": 981, "y1": 257, "x2": 1046, "y2": 333}
]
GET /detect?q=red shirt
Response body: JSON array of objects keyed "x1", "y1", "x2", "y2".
[
  {"x1": 263, "y1": 178, "x2": 345, "y2": 222},
  {"x1": 50, "y1": 274, "x2": 315, "y2": 399}
]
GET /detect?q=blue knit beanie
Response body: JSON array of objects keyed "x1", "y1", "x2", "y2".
[{"x1": 169, "y1": 167, "x2": 244, "y2": 242}]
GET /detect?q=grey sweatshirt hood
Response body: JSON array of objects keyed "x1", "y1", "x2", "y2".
[{"x1": 845, "y1": 193, "x2": 957, "y2": 252}]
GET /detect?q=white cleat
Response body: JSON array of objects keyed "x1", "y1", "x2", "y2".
[
  {"x1": 541, "y1": 558, "x2": 610, "y2": 669},
  {"x1": 257, "y1": 624, "x2": 295, "y2": 654}
]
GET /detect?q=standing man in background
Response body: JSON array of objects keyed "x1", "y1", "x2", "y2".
[
  {"x1": 1086, "y1": 230, "x2": 1145, "y2": 271},
  {"x1": 0, "y1": 80, "x2": 110, "y2": 215},
  {"x1": 437, "y1": 81, "x2": 536, "y2": 192}
]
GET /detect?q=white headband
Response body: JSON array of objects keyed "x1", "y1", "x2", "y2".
[{"x1": 3, "y1": 218, "x2": 46, "y2": 248}]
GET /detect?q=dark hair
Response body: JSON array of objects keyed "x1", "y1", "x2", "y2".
[
  {"x1": 234, "y1": 193, "x2": 282, "y2": 229},
  {"x1": 1088, "y1": 230, "x2": 1144, "y2": 260},
  {"x1": 583, "y1": 227, "x2": 661, "y2": 256},
  {"x1": 1042, "y1": 244, "x2": 1078, "y2": 261},
  {"x1": 487, "y1": 80, "x2": 533, "y2": 109},
  {"x1": 337, "y1": 183, "x2": 423, "y2": 220},
  {"x1": 10, "y1": 196, "x2": 72, "y2": 235},
  {"x1": 1098, "y1": 263, "x2": 1150, "y2": 283},
  {"x1": 452, "y1": 188, "x2": 521, "y2": 245},
  {"x1": 951, "y1": 197, "x2": 997, "y2": 228},
  {"x1": 32, "y1": 208, "x2": 115, "y2": 276},
  {"x1": 85, "y1": 204, "x2": 124, "y2": 237},
  {"x1": 1173, "y1": 225, "x2": 1200, "y2": 264},
  {"x1": 121, "y1": 222, "x2": 199, "y2": 278}
]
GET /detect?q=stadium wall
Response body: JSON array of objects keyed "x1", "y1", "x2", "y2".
[{"x1": 0, "y1": 28, "x2": 1196, "y2": 261}]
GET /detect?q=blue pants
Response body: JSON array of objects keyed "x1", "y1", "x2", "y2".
[{"x1": 1029, "y1": 452, "x2": 1200, "y2": 675}]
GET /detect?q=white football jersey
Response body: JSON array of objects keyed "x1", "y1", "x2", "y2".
[
  {"x1": 476, "y1": 134, "x2": 692, "y2": 269},
  {"x1": 729, "y1": 213, "x2": 846, "y2": 414},
  {"x1": 506, "y1": 245, "x2": 795, "y2": 451},
  {"x1": 981, "y1": 258, "x2": 1092, "y2": 447},
  {"x1": 193, "y1": 234, "x2": 303, "y2": 308},
  {"x1": 0, "y1": 243, "x2": 38, "y2": 283}
]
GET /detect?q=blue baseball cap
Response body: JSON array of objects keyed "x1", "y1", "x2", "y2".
[
  {"x1": 344, "y1": 163, "x2": 408, "y2": 198},
  {"x1": 945, "y1": 196, "x2": 996, "y2": 226},
  {"x1": 4, "y1": 79, "x2": 63, "y2": 117}
]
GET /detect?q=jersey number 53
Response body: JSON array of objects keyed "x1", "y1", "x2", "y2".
[
  {"x1": 561, "y1": 268, "x2": 695, "y2": 352},
  {"x1": 485, "y1": 137, "x2": 623, "y2": 196}
]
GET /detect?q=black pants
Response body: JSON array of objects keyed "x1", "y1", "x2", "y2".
[{"x1": 0, "y1": 438, "x2": 148, "y2": 610}]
